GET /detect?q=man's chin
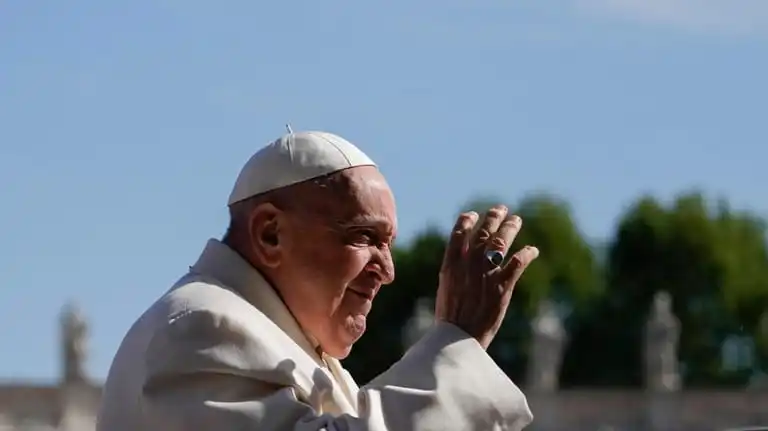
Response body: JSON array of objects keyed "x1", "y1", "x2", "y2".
[
  {"x1": 325, "y1": 345, "x2": 352, "y2": 361},
  {"x1": 323, "y1": 342, "x2": 354, "y2": 360},
  {"x1": 324, "y1": 326, "x2": 366, "y2": 359}
]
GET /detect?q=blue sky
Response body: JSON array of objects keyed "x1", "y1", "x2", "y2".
[{"x1": 1, "y1": 0, "x2": 766, "y2": 382}]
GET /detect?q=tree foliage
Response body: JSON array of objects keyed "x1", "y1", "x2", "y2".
[{"x1": 564, "y1": 192, "x2": 768, "y2": 386}]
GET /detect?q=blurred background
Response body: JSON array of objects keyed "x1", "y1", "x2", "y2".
[{"x1": 1, "y1": 1, "x2": 767, "y2": 430}]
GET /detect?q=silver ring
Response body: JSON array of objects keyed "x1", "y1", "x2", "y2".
[{"x1": 485, "y1": 250, "x2": 505, "y2": 267}]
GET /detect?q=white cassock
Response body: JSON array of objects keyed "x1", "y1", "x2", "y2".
[{"x1": 97, "y1": 239, "x2": 533, "y2": 431}]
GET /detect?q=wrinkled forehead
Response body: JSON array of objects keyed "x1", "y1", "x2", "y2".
[{"x1": 288, "y1": 166, "x2": 397, "y2": 229}]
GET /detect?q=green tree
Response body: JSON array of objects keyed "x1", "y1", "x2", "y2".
[{"x1": 572, "y1": 192, "x2": 768, "y2": 387}]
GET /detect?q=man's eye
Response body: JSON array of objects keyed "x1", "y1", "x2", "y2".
[{"x1": 350, "y1": 230, "x2": 376, "y2": 244}]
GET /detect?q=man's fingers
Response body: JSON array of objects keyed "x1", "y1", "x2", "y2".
[
  {"x1": 486, "y1": 215, "x2": 522, "y2": 255},
  {"x1": 499, "y1": 246, "x2": 539, "y2": 289},
  {"x1": 473, "y1": 205, "x2": 508, "y2": 246},
  {"x1": 441, "y1": 211, "x2": 479, "y2": 273}
]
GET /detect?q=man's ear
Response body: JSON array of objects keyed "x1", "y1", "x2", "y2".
[{"x1": 248, "y1": 203, "x2": 285, "y2": 269}]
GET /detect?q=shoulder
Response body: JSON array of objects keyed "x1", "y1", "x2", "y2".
[
  {"x1": 142, "y1": 275, "x2": 295, "y2": 384},
  {"x1": 162, "y1": 272, "x2": 257, "y2": 319},
  {"x1": 148, "y1": 274, "x2": 268, "y2": 345}
]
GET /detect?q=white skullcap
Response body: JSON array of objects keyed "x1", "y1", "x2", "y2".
[{"x1": 228, "y1": 130, "x2": 376, "y2": 206}]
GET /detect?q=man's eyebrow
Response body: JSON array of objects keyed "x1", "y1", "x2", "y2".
[
  {"x1": 336, "y1": 215, "x2": 393, "y2": 229},
  {"x1": 329, "y1": 216, "x2": 398, "y2": 244}
]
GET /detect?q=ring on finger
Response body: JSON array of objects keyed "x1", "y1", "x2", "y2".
[{"x1": 485, "y1": 250, "x2": 505, "y2": 267}]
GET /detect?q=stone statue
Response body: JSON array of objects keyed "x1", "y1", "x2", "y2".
[
  {"x1": 644, "y1": 291, "x2": 681, "y2": 392},
  {"x1": 61, "y1": 303, "x2": 88, "y2": 384},
  {"x1": 527, "y1": 300, "x2": 567, "y2": 392},
  {"x1": 403, "y1": 297, "x2": 435, "y2": 349}
]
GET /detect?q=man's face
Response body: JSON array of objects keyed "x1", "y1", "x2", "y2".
[{"x1": 277, "y1": 166, "x2": 397, "y2": 359}]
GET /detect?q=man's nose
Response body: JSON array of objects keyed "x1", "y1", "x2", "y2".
[{"x1": 369, "y1": 247, "x2": 395, "y2": 285}]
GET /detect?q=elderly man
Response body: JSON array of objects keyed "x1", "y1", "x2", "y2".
[{"x1": 97, "y1": 130, "x2": 540, "y2": 431}]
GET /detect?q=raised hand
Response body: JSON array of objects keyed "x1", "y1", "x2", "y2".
[{"x1": 435, "y1": 205, "x2": 539, "y2": 349}]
